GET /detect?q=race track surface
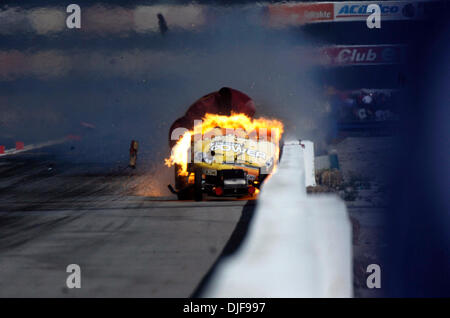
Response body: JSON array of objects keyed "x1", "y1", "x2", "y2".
[
  {"x1": 0, "y1": 137, "x2": 387, "y2": 297},
  {"x1": 0, "y1": 153, "x2": 253, "y2": 297}
]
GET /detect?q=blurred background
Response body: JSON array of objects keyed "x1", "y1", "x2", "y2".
[{"x1": 0, "y1": 0, "x2": 448, "y2": 296}]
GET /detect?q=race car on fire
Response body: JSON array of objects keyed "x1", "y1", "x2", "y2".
[{"x1": 166, "y1": 113, "x2": 283, "y2": 201}]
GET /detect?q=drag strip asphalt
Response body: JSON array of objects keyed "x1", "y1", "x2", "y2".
[{"x1": 0, "y1": 153, "x2": 254, "y2": 297}]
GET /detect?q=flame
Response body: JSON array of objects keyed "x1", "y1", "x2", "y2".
[
  {"x1": 165, "y1": 113, "x2": 284, "y2": 177},
  {"x1": 164, "y1": 130, "x2": 192, "y2": 175},
  {"x1": 200, "y1": 113, "x2": 284, "y2": 141}
]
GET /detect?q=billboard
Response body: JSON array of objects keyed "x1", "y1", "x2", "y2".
[
  {"x1": 334, "y1": 1, "x2": 424, "y2": 22},
  {"x1": 266, "y1": 1, "x2": 431, "y2": 27},
  {"x1": 320, "y1": 45, "x2": 406, "y2": 66},
  {"x1": 333, "y1": 1, "x2": 427, "y2": 21},
  {"x1": 267, "y1": 2, "x2": 335, "y2": 26}
]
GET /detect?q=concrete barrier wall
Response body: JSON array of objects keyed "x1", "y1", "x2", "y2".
[
  {"x1": 204, "y1": 140, "x2": 353, "y2": 297},
  {"x1": 0, "y1": 138, "x2": 68, "y2": 157}
]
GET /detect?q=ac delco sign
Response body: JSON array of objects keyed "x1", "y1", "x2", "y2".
[
  {"x1": 334, "y1": 1, "x2": 422, "y2": 21},
  {"x1": 336, "y1": 3, "x2": 399, "y2": 17},
  {"x1": 321, "y1": 45, "x2": 406, "y2": 66},
  {"x1": 267, "y1": 3, "x2": 334, "y2": 27}
]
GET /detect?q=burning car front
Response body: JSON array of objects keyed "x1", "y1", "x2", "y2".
[{"x1": 166, "y1": 113, "x2": 283, "y2": 201}]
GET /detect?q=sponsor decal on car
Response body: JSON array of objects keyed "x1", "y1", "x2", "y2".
[
  {"x1": 203, "y1": 168, "x2": 217, "y2": 176},
  {"x1": 210, "y1": 141, "x2": 267, "y2": 160}
]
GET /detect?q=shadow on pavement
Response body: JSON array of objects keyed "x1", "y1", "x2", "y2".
[{"x1": 191, "y1": 200, "x2": 256, "y2": 297}]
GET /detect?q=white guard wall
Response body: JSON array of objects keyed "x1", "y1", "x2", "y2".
[
  {"x1": 204, "y1": 140, "x2": 353, "y2": 297},
  {"x1": 302, "y1": 140, "x2": 316, "y2": 187}
]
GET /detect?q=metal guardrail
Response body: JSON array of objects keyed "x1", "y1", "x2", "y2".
[
  {"x1": 0, "y1": 138, "x2": 69, "y2": 157},
  {"x1": 204, "y1": 140, "x2": 353, "y2": 297}
]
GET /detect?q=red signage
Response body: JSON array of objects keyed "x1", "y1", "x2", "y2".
[
  {"x1": 267, "y1": 3, "x2": 334, "y2": 26},
  {"x1": 320, "y1": 45, "x2": 406, "y2": 66}
]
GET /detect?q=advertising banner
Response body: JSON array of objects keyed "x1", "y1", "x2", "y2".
[
  {"x1": 333, "y1": 1, "x2": 427, "y2": 21},
  {"x1": 266, "y1": 1, "x2": 431, "y2": 27},
  {"x1": 320, "y1": 44, "x2": 406, "y2": 66},
  {"x1": 267, "y1": 2, "x2": 335, "y2": 26}
]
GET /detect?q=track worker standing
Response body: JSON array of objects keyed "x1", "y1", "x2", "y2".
[{"x1": 129, "y1": 140, "x2": 139, "y2": 169}]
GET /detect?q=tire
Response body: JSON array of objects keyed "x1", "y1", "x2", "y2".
[
  {"x1": 258, "y1": 174, "x2": 268, "y2": 187},
  {"x1": 175, "y1": 164, "x2": 187, "y2": 190},
  {"x1": 176, "y1": 185, "x2": 196, "y2": 200},
  {"x1": 194, "y1": 168, "x2": 203, "y2": 201}
]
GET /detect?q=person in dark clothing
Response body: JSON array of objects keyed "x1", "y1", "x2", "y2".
[{"x1": 129, "y1": 140, "x2": 138, "y2": 169}]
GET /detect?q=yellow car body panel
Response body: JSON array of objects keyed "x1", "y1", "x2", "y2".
[{"x1": 189, "y1": 133, "x2": 277, "y2": 177}]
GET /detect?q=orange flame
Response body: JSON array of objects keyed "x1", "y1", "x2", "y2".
[
  {"x1": 165, "y1": 113, "x2": 284, "y2": 176},
  {"x1": 164, "y1": 130, "x2": 192, "y2": 175}
]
